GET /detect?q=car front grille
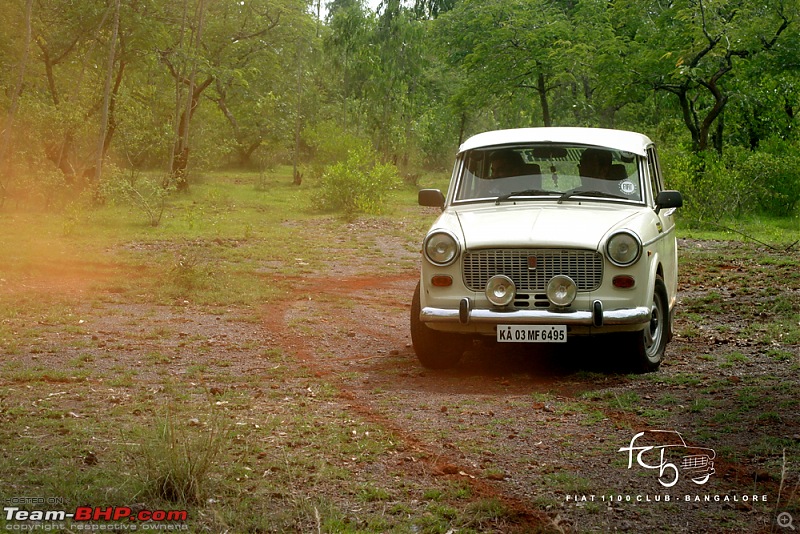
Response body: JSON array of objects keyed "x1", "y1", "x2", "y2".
[
  {"x1": 681, "y1": 455, "x2": 710, "y2": 469},
  {"x1": 463, "y1": 249, "x2": 603, "y2": 292}
]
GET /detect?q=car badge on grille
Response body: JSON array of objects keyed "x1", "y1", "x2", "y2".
[{"x1": 527, "y1": 256, "x2": 537, "y2": 270}]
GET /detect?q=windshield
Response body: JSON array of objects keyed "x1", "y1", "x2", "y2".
[{"x1": 453, "y1": 144, "x2": 644, "y2": 203}]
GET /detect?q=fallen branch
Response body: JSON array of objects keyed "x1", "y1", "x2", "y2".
[{"x1": 703, "y1": 221, "x2": 798, "y2": 253}]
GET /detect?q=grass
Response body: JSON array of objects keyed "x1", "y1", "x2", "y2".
[
  {"x1": 129, "y1": 412, "x2": 228, "y2": 504},
  {"x1": 1, "y1": 168, "x2": 797, "y2": 532},
  {"x1": 0, "y1": 168, "x2": 463, "y2": 531}
]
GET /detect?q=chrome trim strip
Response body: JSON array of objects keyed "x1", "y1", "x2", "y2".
[
  {"x1": 421, "y1": 306, "x2": 651, "y2": 326},
  {"x1": 642, "y1": 224, "x2": 676, "y2": 247}
]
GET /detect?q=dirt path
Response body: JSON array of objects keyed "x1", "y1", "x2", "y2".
[
  {"x1": 261, "y1": 262, "x2": 797, "y2": 533},
  {"x1": 2, "y1": 226, "x2": 795, "y2": 532}
]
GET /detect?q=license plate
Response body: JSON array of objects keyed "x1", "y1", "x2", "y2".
[{"x1": 497, "y1": 325, "x2": 567, "y2": 343}]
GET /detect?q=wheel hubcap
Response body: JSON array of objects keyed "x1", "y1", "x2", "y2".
[{"x1": 645, "y1": 299, "x2": 663, "y2": 357}]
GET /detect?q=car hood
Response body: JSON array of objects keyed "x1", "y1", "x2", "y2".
[{"x1": 453, "y1": 202, "x2": 643, "y2": 250}]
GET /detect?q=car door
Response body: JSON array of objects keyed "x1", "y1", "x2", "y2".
[{"x1": 646, "y1": 146, "x2": 679, "y2": 299}]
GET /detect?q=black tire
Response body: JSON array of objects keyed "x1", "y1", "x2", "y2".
[
  {"x1": 410, "y1": 282, "x2": 466, "y2": 369},
  {"x1": 627, "y1": 276, "x2": 669, "y2": 373}
]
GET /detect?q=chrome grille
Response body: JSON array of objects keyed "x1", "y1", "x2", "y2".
[{"x1": 463, "y1": 249, "x2": 603, "y2": 292}]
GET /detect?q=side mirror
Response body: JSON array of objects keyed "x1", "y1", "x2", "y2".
[
  {"x1": 418, "y1": 189, "x2": 445, "y2": 209},
  {"x1": 655, "y1": 190, "x2": 683, "y2": 214}
]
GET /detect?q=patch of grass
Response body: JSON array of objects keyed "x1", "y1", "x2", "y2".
[
  {"x1": 689, "y1": 397, "x2": 714, "y2": 413},
  {"x1": 128, "y1": 411, "x2": 228, "y2": 504},
  {"x1": 638, "y1": 407, "x2": 671, "y2": 422},
  {"x1": 767, "y1": 348, "x2": 794, "y2": 361},
  {"x1": 358, "y1": 485, "x2": 392, "y2": 503},
  {"x1": 684, "y1": 290, "x2": 726, "y2": 314},
  {"x1": 8, "y1": 368, "x2": 90, "y2": 383},
  {"x1": 541, "y1": 471, "x2": 592, "y2": 494},
  {"x1": 613, "y1": 391, "x2": 641, "y2": 411},
  {"x1": 711, "y1": 411, "x2": 741, "y2": 426},
  {"x1": 658, "y1": 373, "x2": 703, "y2": 388},
  {"x1": 724, "y1": 351, "x2": 750, "y2": 365},
  {"x1": 737, "y1": 387, "x2": 761, "y2": 411},
  {"x1": 581, "y1": 409, "x2": 608, "y2": 425},
  {"x1": 465, "y1": 497, "x2": 516, "y2": 527},
  {"x1": 423, "y1": 488, "x2": 445, "y2": 501}
]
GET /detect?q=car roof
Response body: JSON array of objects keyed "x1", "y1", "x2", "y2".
[{"x1": 459, "y1": 127, "x2": 653, "y2": 157}]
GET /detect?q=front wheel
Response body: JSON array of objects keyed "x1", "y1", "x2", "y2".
[
  {"x1": 410, "y1": 283, "x2": 466, "y2": 369},
  {"x1": 626, "y1": 276, "x2": 669, "y2": 373}
]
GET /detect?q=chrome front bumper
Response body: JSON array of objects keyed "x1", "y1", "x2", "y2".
[{"x1": 421, "y1": 299, "x2": 651, "y2": 327}]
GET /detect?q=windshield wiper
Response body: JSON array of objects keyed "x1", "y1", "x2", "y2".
[
  {"x1": 495, "y1": 189, "x2": 554, "y2": 205},
  {"x1": 557, "y1": 188, "x2": 626, "y2": 204}
]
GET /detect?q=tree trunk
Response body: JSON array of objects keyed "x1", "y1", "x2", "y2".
[
  {"x1": 537, "y1": 72, "x2": 551, "y2": 127},
  {"x1": 170, "y1": 0, "x2": 208, "y2": 192},
  {"x1": 292, "y1": 40, "x2": 304, "y2": 186},
  {"x1": 171, "y1": 77, "x2": 212, "y2": 190},
  {"x1": 0, "y1": 0, "x2": 34, "y2": 206},
  {"x1": 93, "y1": 0, "x2": 121, "y2": 188}
]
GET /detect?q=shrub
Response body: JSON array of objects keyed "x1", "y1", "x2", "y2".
[
  {"x1": 662, "y1": 142, "x2": 800, "y2": 222},
  {"x1": 662, "y1": 149, "x2": 751, "y2": 222},
  {"x1": 302, "y1": 121, "x2": 371, "y2": 181},
  {"x1": 315, "y1": 145, "x2": 400, "y2": 216},
  {"x1": 101, "y1": 165, "x2": 172, "y2": 227},
  {"x1": 743, "y1": 138, "x2": 800, "y2": 217}
]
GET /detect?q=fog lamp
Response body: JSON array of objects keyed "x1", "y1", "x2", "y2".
[
  {"x1": 546, "y1": 275, "x2": 577, "y2": 307},
  {"x1": 485, "y1": 275, "x2": 515, "y2": 307}
]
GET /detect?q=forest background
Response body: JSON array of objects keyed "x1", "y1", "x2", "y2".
[{"x1": 0, "y1": 0, "x2": 799, "y2": 223}]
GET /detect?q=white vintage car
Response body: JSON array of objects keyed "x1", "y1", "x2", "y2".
[{"x1": 411, "y1": 127, "x2": 683, "y2": 371}]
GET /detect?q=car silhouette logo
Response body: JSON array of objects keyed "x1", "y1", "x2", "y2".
[{"x1": 619, "y1": 430, "x2": 716, "y2": 487}]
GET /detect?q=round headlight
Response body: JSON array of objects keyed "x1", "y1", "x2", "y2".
[
  {"x1": 546, "y1": 275, "x2": 577, "y2": 307},
  {"x1": 606, "y1": 231, "x2": 642, "y2": 267},
  {"x1": 485, "y1": 275, "x2": 515, "y2": 307},
  {"x1": 424, "y1": 231, "x2": 460, "y2": 266}
]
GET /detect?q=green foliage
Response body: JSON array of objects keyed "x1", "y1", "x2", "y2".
[
  {"x1": 302, "y1": 120, "x2": 371, "y2": 179},
  {"x1": 1, "y1": 0, "x2": 797, "y2": 225},
  {"x1": 662, "y1": 139, "x2": 800, "y2": 222},
  {"x1": 315, "y1": 145, "x2": 401, "y2": 216},
  {"x1": 663, "y1": 149, "x2": 751, "y2": 222},
  {"x1": 742, "y1": 138, "x2": 800, "y2": 217},
  {"x1": 101, "y1": 166, "x2": 172, "y2": 227}
]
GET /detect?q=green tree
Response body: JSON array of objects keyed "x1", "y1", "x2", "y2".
[
  {"x1": 325, "y1": 0, "x2": 373, "y2": 132},
  {"x1": 158, "y1": 0, "x2": 307, "y2": 189},
  {"x1": 434, "y1": 0, "x2": 573, "y2": 128},
  {"x1": 29, "y1": 0, "x2": 109, "y2": 182},
  {"x1": 615, "y1": 0, "x2": 796, "y2": 152},
  {"x1": 726, "y1": 22, "x2": 800, "y2": 148}
]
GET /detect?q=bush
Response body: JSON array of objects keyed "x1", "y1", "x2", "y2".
[
  {"x1": 744, "y1": 138, "x2": 800, "y2": 217},
  {"x1": 302, "y1": 121, "x2": 371, "y2": 181},
  {"x1": 662, "y1": 141, "x2": 800, "y2": 222},
  {"x1": 315, "y1": 145, "x2": 400, "y2": 216},
  {"x1": 101, "y1": 165, "x2": 172, "y2": 227},
  {"x1": 662, "y1": 149, "x2": 750, "y2": 222}
]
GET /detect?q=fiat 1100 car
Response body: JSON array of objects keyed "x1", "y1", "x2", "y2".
[{"x1": 411, "y1": 127, "x2": 683, "y2": 371}]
